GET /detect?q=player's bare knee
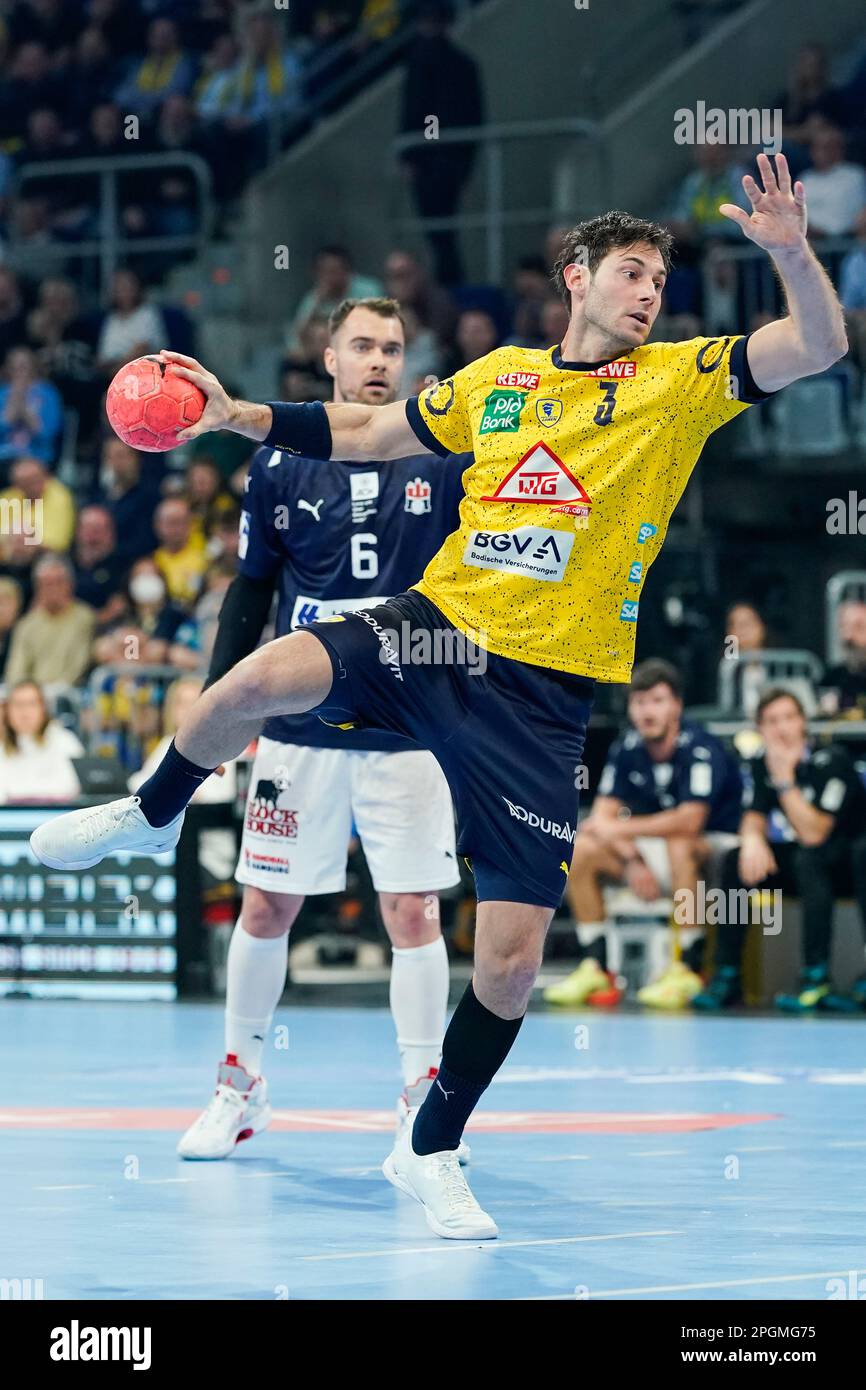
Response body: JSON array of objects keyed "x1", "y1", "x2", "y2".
[
  {"x1": 667, "y1": 834, "x2": 700, "y2": 871},
  {"x1": 381, "y1": 892, "x2": 441, "y2": 949},
  {"x1": 241, "y1": 887, "x2": 300, "y2": 939}
]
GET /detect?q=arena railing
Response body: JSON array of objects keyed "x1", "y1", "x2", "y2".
[
  {"x1": 699, "y1": 235, "x2": 858, "y2": 337},
  {"x1": 392, "y1": 118, "x2": 602, "y2": 285},
  {"x1": 11, "y1": 153, "x2": 215, "y2": 299},
  {"x1": 83, "y1": 662, "x2": 193, "y2": 771},
  {"x1": 717, "y1": 648, "x2": 825, "y2": 715}
]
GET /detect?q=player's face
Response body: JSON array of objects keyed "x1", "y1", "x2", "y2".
[
  {"x1": 583, "y1": 243, "x2": 666, "y2": 351},
  {"x1": 326, "y1": 307, "x2": 405, "y2": 405},
  {"x1": 628, "y1": 682, "x2": 681, "y2": 743},
  {"x1": 758, "y1": 697, "x2": 806, "y2": 750}
]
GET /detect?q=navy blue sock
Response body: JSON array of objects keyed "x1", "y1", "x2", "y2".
[
  {"x1": 136, "y1": 739, "x2": 215, "y2": 827},
  {"x1": 411, "y1": 983, "x2": 524, "y2": 1155}
]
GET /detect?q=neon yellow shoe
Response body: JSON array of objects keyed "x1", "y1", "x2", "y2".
[
  {"x1": 544, "y1": 956, "x2": 610, "y2": 1006},
  {"x1": 637, "y1": 960, "x2": 704, "y2": 1010}
]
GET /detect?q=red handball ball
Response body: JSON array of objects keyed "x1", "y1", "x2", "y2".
[{"x1": 105, "y1": 355, "x2": 205, "y2": 452}]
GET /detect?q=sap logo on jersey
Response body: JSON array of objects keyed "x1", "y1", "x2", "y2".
[
  {"x1": 502, "y1": 797, "x2": 576, "y2": 843},
  {"x1": 463, "y1": 525, "x2": 574, "y2": 582},
  {"x1": 405, "y1": 477, "x2": 432, "y2": 514}
]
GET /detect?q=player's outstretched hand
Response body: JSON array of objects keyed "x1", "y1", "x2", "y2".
[
  {"x1": 718, "y1": 151, "x2": 807, "y2": 253},
  {"x1": 158, "y1": 349, "x2": 238, "y2": 441}
]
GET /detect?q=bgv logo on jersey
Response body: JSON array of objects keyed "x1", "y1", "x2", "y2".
[
  {"x1": 481, "y1": 441, "x2": 592, "y2": 508},
  {"x1": 404, "y1": 477, "x2": 432, "y2": 514},
  {"x1": 463, "y1": 525, "x2": 574, "y2": 582}
]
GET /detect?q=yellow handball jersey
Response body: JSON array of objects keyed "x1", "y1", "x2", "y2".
[{"x1": 405, "y1": 335, "x2": 769, "y2": 682}]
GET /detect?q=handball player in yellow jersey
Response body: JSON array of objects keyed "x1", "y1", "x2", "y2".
[{"x1": 32, "y1": 154, "x2": 847, "y2": 1240}]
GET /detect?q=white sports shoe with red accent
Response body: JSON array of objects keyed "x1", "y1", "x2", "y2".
[
  {"x1": 177, "y1": 1054, "x2": 272, "y2": 1160},
  {"x1": 396, "y1": 1068, "x2": 470, "y2": 1165},
  {"x1": 383, "y1": 1113, "x2": 497, "y2": 1241}
]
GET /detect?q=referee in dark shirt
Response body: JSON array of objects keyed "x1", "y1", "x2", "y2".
[{"x1": 694, "y1": 687, "x2": 866, "y2": 1012}]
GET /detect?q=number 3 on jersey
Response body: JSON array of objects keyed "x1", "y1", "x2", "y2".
[
  {"x1": 593, "y1": 381, "x2": 619, "y2": 427},
  {"x1": 351, "y1": 532, "x2": 379, "y2": 579}
]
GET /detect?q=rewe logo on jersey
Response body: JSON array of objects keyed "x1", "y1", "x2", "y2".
[
  {"x1": 495, "y1": 371, "x2": 540, "y2": 390},
  {"x1": 583, "y1": 361, "x2": 637, "y2": 378},
  {"x1": 481, "y1": 441, "x2": 592, "y2": 508}
]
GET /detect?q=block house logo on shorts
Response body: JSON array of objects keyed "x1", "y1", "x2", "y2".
[
  {"x1": 463, "y1": 525, "x2": 574, "y2": 582},
  {"x1": 479, "y1": 389, "x2": 526, "y2": 435},
  {"x1": 246, "y1": 774, "x2": 299, "y2": 839},
  {"x1": 502, "y1": 797, "x2": 575, "y2": 843},
  {"x1": 481, "y1": 442, "x2": 592, "y2": 509}
]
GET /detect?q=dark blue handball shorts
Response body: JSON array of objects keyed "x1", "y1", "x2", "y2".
[{"x1": 305, "y1": 589, "x2": 595, "y2": 908}]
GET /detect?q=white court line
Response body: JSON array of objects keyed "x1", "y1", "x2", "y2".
[
  {"x1": 630, "y1": 1149, "x2": 687, "y2": 1157},
  {"x1": 137, "y1": 1178, "x2": 193, "y2": 1185},
  {"x1": 828, "y1": 1140, "x2": 866, "y2": 1149},
  {"x1": 526, "y1": 1268, "x2": 854, "y2": 1300},
  {"x1": 301, "y1": 1229, "x2": 684, "y2": 1262},
  {"x1": 535, "y1": 1154, "x2": 591, "y2": 1163},
  {"x1": 34, "y1": 1183, "x2": 98, "y2": 1191},
  {"x1": 731, "y1": 1145, "x2": 787, "y2": 1152}
]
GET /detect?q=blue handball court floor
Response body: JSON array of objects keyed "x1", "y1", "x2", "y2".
[{"x1": 2, "y1": 1000, "x2": 865, "y2": 1300}]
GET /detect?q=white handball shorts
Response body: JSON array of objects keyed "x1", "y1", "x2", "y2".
[
  {"x1": 235, "y1": 736, "x2": 460, "y2": 896},
  {"x1": 633, "y1": 832, "x2": 740, "y2": 895}
]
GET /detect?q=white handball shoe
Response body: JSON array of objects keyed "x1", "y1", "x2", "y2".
[
  {"x1": 177, "y1": 1055, "x2": 272, "y2": 1160},
  {"x1": 383, "y1": 1116, "x2": 497, "y2": 1241},
  {"x1": 396, "y1": 1069, "x2": 470, "y2": 1165},
  {"x1": 30, "y1": 796, "x2": 184, "y2": 871}
]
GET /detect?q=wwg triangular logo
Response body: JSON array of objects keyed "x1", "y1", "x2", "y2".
[{"x1": 481, "y1": 440, "x2": 592, "y2": 506}]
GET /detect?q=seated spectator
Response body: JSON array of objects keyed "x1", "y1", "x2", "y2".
[
  {"x1": 93, "y1": 436, "x2": 160, "y2": 563},
  {"x1": 508, "y1": 254, "x2": 554, "y2": 346},
  {"x1": 800, "y1": 124, "x2": 866, "y2": 237},
  {"x1": 79, "y1": 101, "x2": 127, "y2": 160},
  {"x1": 95, "y1": 269, "x2": 166, "y2": 381},
  {"x1": 4, "y1": 553, "x2": 95, "y2": 686},
  {"x1": 667, "y1": 145, "x2": 751, "y2": 245},
  {"x1": 151, "y1": 497, "x2": 208, "y2": 607},
  {"x1": 4, "y1": 195, "x2": 59, "y2": 282},
  {"x1": 0, "y1": 679, "x2": 84, "y2": 804},
  {"x1": 114, "y1": 17, "x2": 196, "y2": 119},
  {"x1": 87, "y1": 0, "x2": 146, "y2": 60},
  {"x1": 777, "y1": 43, "x2": 852, "y2": 150},
  {"x1": 207, "y1": 505, "x2": 241, "y2": 566},
  {"x1": 144, "y1": 94, "x2": 207, "y2": 238},
  {"x1": 194, "y1": 30, "x2": 241, "y2": 123},
  {"x1": 820, "y1": 599, "x2": 866, "y2": 716},
  {"x1": 26, "y1": 277, "x2": 100, "y2": 439},
  {"x1": 545, "y1": 659, "x2": 742, "y2": 1010},
  {"x1": 220, "y1": 12, "x2": 302, "y2": 125},
  {"x1": 72, "y1": 504, "x2": 127, "y2": 623},
  {"x1": 0, "y1": 347, "x2": 64, "y2": 465},
  {"x1": 398, "y1": 305, "x2": 441, "y2": 392},
  {"x1": 452, "y1": 307, "x2": 499, "y2": 369},
  {"x1": 192, "y1": 556, "x2": 236, "y2": 675},
  {"x1": 277, "y1": 351, "x2": 330, "y2": 403},
  {"x1": 0, "y1": 456, "x2": 75, "y2": 552},
  {"x1": 382, "y1": 248, "x2": 457, "y2": 347},
  {"x1": 0, "y1": 42, "x2": 67, "y2": 143},
  {"x1": 0, "y1": 576, "x2": 23, "y2": 679},
  {"x1": 92, "y1": 555, "x2": 190, "y2": 666},
  {"x1": 7, "y1": 0, "x2": 83, "y2": 60},
  {"x1": 0, "y1": 269, "x2": 29, "y2": 368},
  {"x1": 129, "y1": 674, "x2": 235, "y2": 802},
  {"x1": 183, "y1": 458, "x2": 237, "y2": 541},
  {"x1": 723, "y1": 600, "x2": 776, "y2": 718},
  {"x1": 694, "y1": 687, "x2": 866, "y2": 1013},
  {"x1": 288, "y1": 245, "x2": 382, "y2": 352},
  {"x1": 0, "y1": 529, "x2": 39, "y2": 611},
  {"x1": 840, "y1": 207, "x2": 866, "y2": 369},
  {"x1": 66, "y1": 25, "x2": 119, "y2": 128}
]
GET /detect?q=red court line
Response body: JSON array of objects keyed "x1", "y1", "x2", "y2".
[{"x1": 0, "y1": 1108, "x2": 780, "y2": 1134}]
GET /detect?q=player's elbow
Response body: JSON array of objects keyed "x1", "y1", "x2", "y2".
[{"x1": 810, "y1": 328, "x2": 848, "y2": 373}]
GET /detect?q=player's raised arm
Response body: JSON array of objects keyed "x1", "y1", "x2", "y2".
[
  {"x1": 160, "y1": 350, "x2": 432, "y2": 461},
  {"x1": 719, "y1": 152, "x2": 848, "y2": 392}
]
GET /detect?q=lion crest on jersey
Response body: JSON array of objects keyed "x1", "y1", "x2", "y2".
[{"x1": 405, "y1": 477, "x2": 432, "y2": 515}]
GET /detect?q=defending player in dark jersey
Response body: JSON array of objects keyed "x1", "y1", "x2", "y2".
[
  {"x1": 177, "y1": 298, "x2": 468, "y2": 1161},
  {"x1": 35, "y1": 155, "x2": 849, "y2": 1239}
]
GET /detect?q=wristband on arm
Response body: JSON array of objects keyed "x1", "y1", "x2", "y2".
[{"x1": 263, "y1": 400, "x2": 333, "y2": 459}]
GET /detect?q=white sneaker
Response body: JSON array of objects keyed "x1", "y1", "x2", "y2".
[
  {"x1": 30, "y1": 796, "x2": 184, "y2": 870},
  {"x1": 383, "y1": 1115, "x2": 497, "y2": 1240},
  {"x1": 177, "y1": 1055, "x2": 272, "y2": 1160},
  {"x1": 397, "y1": 1069, "x2": 470, "y2": 1165}
]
